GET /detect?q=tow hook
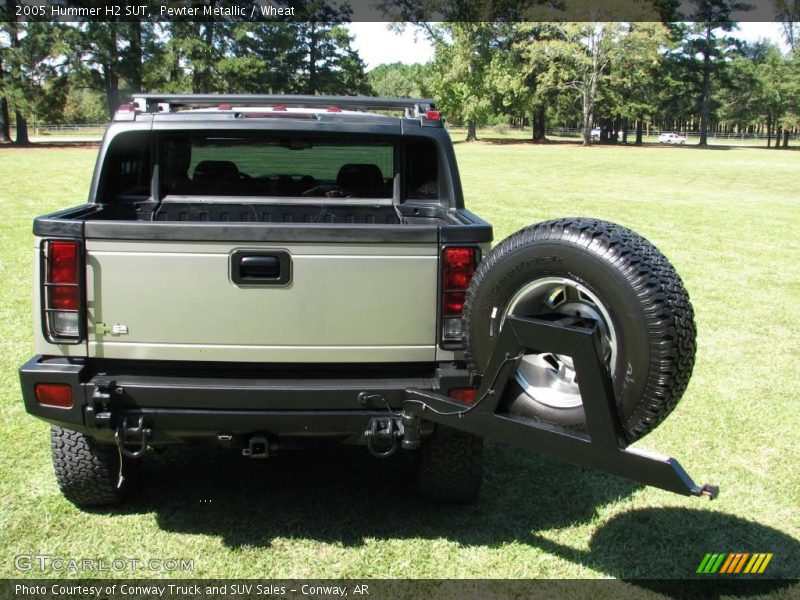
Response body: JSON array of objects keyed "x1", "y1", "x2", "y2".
[
  {"x1": 365, "y1": 416, "x2": 404, "y2": 458},
  {"x1": 114, "y1": 415, "x2": 151, "y2": 458}
]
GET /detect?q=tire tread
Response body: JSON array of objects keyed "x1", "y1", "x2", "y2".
[
  {"x1": 51, "y1": 425, "x2": 127, "y2": 507},
  {"x1": 418, "y1": 427, "x2": 483, "y2": 503}
]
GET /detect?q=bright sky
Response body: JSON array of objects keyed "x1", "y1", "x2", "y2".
[
  {"x1": 347, "y1": 22, "x2": 789, "y2": 71},
  {"x1": 346, "y1": 23, "x2": 435, "y2": 69}
]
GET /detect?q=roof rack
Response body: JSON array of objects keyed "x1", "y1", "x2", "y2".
[{"x1": 131, "y1": 94, "x2": 436, "y2": 118}]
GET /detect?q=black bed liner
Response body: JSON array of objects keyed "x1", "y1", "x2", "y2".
[{"x1": 151, "y1": 201, "x2": 402, "y2": 224}]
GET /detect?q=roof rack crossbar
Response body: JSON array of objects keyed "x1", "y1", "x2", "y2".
[{"x1": 131, "y1": 94, "x2": 436, "y2": 117}]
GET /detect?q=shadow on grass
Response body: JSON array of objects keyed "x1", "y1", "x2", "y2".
[
  {"x1": 109, "y1": 442, "x2": 799, "y2": 590},
  {"x1": 113, "y1": 441, "x2": 641, "y2": 548},
  {"x1": 531, "y1": 508, "x2": 799, "y2": 587}
]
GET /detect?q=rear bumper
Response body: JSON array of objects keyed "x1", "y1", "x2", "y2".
[{"x1": 19, "y1": 356, "x2": 470, "y2": 445}]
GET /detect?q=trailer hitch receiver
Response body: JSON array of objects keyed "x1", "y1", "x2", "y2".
[
  {"x1": 114, "y1": 415, "x2": 151, "y2": 458},
  {"x1": 365, "y1": 416, "x2": 404, "y2": 457},
  {"x1": 403, "y1": 315, "x2": 719, "y2": 499}
]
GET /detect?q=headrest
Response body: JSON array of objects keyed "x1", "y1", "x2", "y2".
[
  {"x1": 336, "y1": 163, "x2": 384, "y2": 189},
  {"x1": 193, "y1": 160, "x2": 240, "y2": 182}
]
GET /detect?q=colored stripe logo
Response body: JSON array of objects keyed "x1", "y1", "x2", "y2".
[{"x1": 697, "y1": 553, "x2": 773, "y2": 574}]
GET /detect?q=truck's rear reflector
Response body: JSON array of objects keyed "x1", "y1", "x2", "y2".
[
  {"x1": 448, "y1": 387, "x2": 477, "y2": 404},
  {"x1": 42, "y1": 240, "x2": 83, "y2": 342},
  {"x1": 441, "y1": 247, "x2": 479, "y2": 347},
  {"x1": 35, "y1": 383, "x2": 73, "y2": 408}
]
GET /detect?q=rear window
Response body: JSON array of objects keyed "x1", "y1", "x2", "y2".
[{"x1": 161, "y1": 136, "x2": 394, "y2": 199}]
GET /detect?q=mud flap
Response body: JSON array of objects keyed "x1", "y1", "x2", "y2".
[{"x1": 402, "y1": 315, "x2": 718, "y2": 499}]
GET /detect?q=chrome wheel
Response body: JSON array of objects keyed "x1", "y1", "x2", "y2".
[{"x1": 502, "y1": 277, "x2": 618, "y2": 410}]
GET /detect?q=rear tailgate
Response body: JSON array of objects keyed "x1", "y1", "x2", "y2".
[{"x1": 85, "y1": 238, "x2": 438, "y2": 363}]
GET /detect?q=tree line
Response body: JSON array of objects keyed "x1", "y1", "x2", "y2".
[
  {"x1": 371, "y1": 18, "x2": 799, "y2": 147},
  {"x1": 1, "y1": 1, "x2": 799, "y2": 147},
  {"x1": 0, "y1": 0, "x2": 370, "y2": 143}
]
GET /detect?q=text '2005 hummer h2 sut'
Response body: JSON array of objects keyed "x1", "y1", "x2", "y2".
[{"x1": 20, "y1": 95, "x2": 717, "y2": 507}]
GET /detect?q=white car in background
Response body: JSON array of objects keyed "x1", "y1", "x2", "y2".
[{"x1": 658, "y1": 132, "x2": 686, "y2": 144}]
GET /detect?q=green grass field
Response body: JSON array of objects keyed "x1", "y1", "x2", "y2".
[{"x1": 1, "y1": 140, "x2": 798, "y2": 585}]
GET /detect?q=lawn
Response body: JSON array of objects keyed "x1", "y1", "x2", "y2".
[{"x1": 0, "y1": 139, "x2": 798, "y2": 586}]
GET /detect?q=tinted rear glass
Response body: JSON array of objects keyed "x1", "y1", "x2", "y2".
[
  {"x1": 161, "y1": 136, "x2": 394, "y2": 199},
  {"x1": 97, "y1": 131, "x2": 152, "y2": 201}
]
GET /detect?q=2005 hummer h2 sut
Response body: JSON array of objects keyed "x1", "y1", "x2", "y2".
[{"x1": 20, "y1": 95, "x2": 716, "y2": 507}]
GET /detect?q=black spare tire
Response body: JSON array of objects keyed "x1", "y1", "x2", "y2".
[{"x1": 463, "y1": 218, "x2": 696, "y2": 442}]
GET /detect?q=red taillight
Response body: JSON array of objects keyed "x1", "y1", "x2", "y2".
[
  {"x1": 116, "y1": 104, "x2": 135, "y2": 113},
  {"x1": 441, "y1": 247, "x2": 478, "y2": 344},
  {"x1": 425, "y1": 110, "x2": 441, "y2": 121},
  {"x1": 272, "y1": 105, "x2": 287, "y2": 111},
  {"x1": 217, "y1": 103, "x2": 232, "y2": 110},
  {"x1": 443, "y1": 291, "x2": 466, "y2": 317},
  {"x1": 327, "y1": 106, "x2": 342, "y2": 112},
  {"x1": 444, "y1": 247, "x2": 474, "y2": 267},
  {"x1": 49, "y1": 241, "x2": 79, "y2": 310},
  {"x1": 43, "y1": 240, "x2": 82, "y2": 340},
  {"x1": 50, "y1": 286, "x2": 78, "y2": 310},
  {"x1": 443, "y1": 249, "x2": 474, "y2": 288},
  {"x1": 449, "y1": 387, "x2": 477, "y2": 404},
  {"x1": 49, "y1": 241, "x2": 78, "y2": 283},
  {"x1": 35, "y1": 383, "x2": 73, "y2": 408}
]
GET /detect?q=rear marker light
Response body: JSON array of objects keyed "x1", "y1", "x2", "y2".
[
  {"x1": 449, "y1": 388, "x2": 477, "y2": 405},
  {"x1": 113, "y1": 104, "x2": 137, "y2": 121},
  {"x1": 425, "y1": 110, "x2": 441, "y2": 121},
  {"x1": 35, "y1": 383, "x2": 73, "y2": 408},
  {"x1": 327, "y1": 106, "x2": 342, "y2": 112},
  {"x1": 441, "y1": 247, "x2": 478, "y2": 345}
]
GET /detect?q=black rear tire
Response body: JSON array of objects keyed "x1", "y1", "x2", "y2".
[
  {"x1": 51, "y1": 425, "x2": 137, "y2": 507},
  {"x1": 464, "y1": 218, "x2": 696, "y2": 442},
  {"x1": 418, "y1": 426, "x2": 483, "y2": 503}
]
